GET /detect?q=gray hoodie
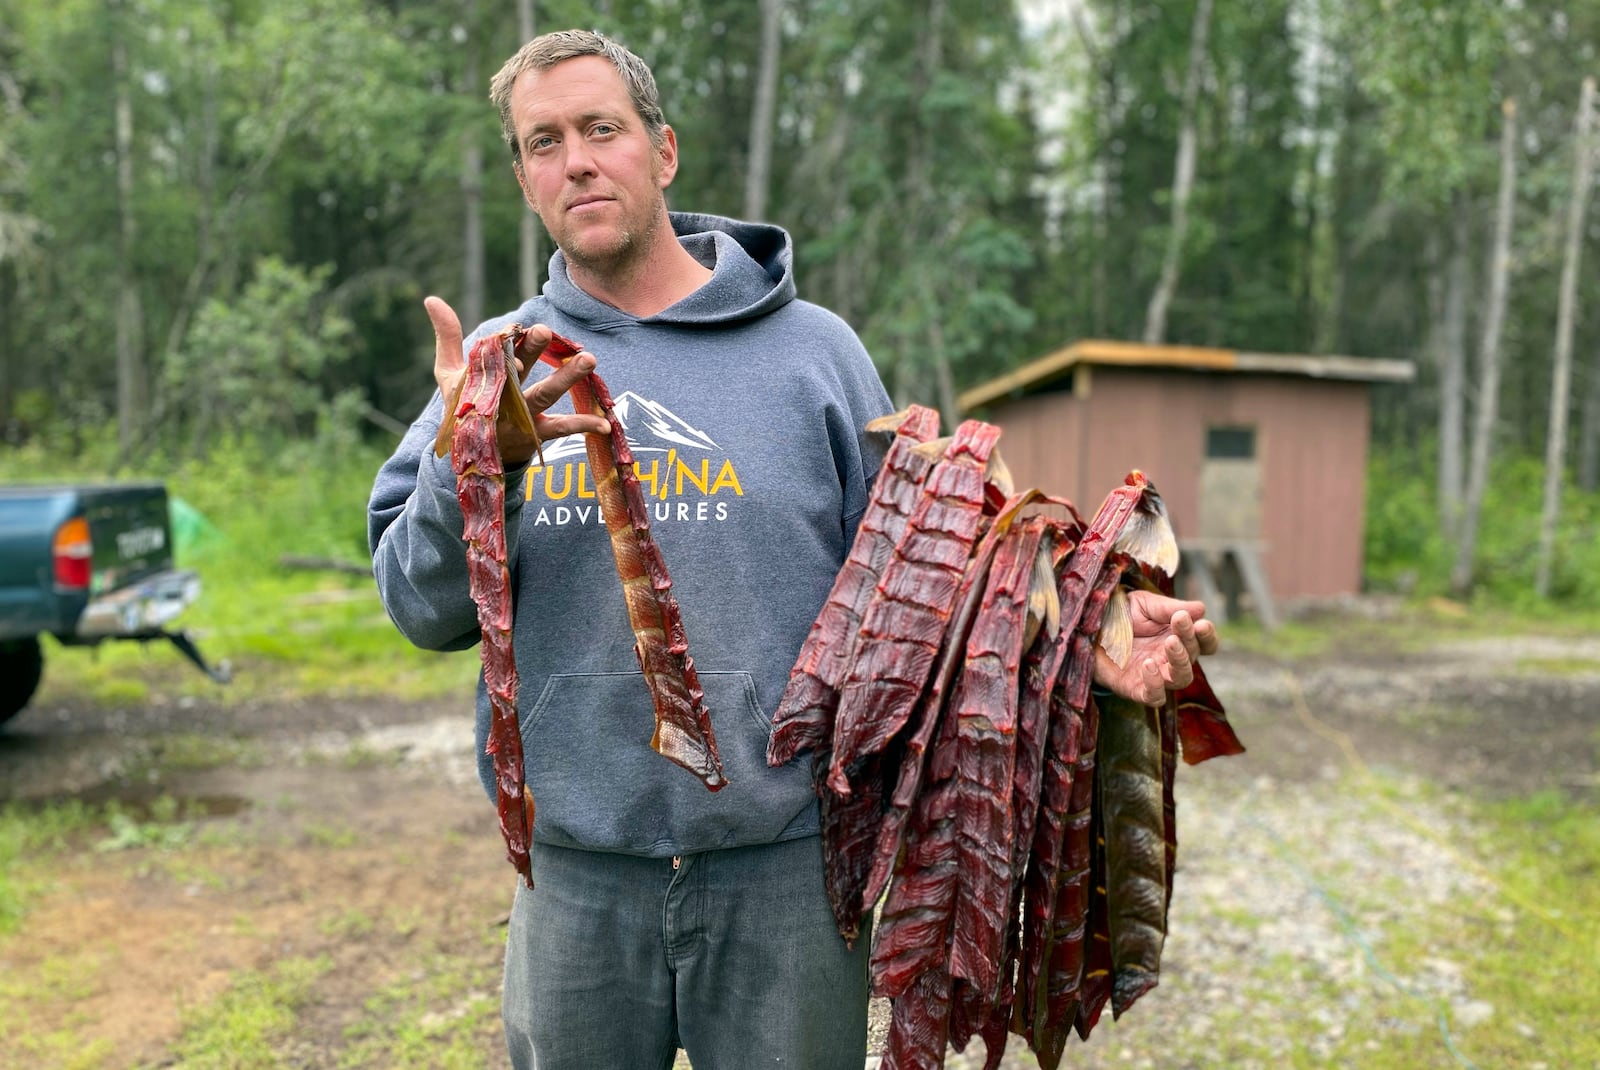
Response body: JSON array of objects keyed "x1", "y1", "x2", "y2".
[{"x1": 368, "y1": 212, "x2": 893, "y2": 857}]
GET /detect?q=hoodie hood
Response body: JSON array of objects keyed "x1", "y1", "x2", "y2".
[{"x1": 541, "y1": 211, "x2": 797, "y2": 328}]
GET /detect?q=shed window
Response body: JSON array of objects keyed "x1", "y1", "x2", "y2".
[{"x1": 1206, "y1": 426, "x2": 1256, "y2": 459}]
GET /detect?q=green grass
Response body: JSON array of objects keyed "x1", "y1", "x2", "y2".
[
  {"x1": 118, "y1": 734, "x2": 266, "y2": 781},
  {"x1": 304, "y1": 821, "x2": 360, "y2": 849},
  {"x1": 1218, "y1": 598, "x2": 1506, "y2": 660},
  {"x1": 0, "y1": 809, "x2": 121, "y2": 1069},
  {"x1": 1513, "y1": 655, "x2": 1600, "y2": 676},
  {"x1": 0, "y1": 945, "x2": 118, "y2": 1070},
  {"x1": 157, "y1": 956, "x2": 334, "y2": 1070},
  {"x1": 1442, "y1": 792, "x2": 1600, "y2": 1068},
  {"x1": 1220, "y1": 591, "x2": 1600, "y2": 663},
  {"x1": 0, "y1": 800, "x2": 104, "y2": 934},
  {"x1": 1302, "y1": 789, "x2": 1600, "y2": 1069},
  {"x1": 336, "y1": 952, "x2": 503, "y2": 1070}
]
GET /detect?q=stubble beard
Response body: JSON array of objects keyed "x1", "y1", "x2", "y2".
[{"x1": 561, "y1": 203, "x2": 663, "y2": 287}]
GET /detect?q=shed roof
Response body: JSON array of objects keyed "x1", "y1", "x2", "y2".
[{"x1": 958, "y1": 339, "x2": 1416, "y2": 412}]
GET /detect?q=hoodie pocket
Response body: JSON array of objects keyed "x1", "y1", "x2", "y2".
[{"x1": 519, "y1": 670, "x2": 816, "y2": 854}]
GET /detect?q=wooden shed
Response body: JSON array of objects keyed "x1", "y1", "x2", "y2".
[{"x1": 958, "y1": 340, "x2": 1415, "y2": 618}]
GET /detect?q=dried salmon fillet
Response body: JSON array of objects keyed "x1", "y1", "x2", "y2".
[
  {"x1": 880, "y1": 970, "x2": 954, "y2": 1070},
  {"x1": 947, "y1": 516, "x2": 1049, "y2": 1000},
  {"x1": 1097, "y1": 692, "x2": 1168, "y2": 1017},
  {"x1": 819, "y1": 746, "x2": 888, "y2": 946},
  {"x1": 858, "y1": 492, "x2": 1048, "y2": 919},
  {"x1": 437, "y1": 330, "x2": 539, "y2": 887},
  {"x1": 767, "y1": 412, "x2": 1241, "y2": 1068},
  {"x1": 871, "y1": 766, "x2": 962, "y2": 999},
  {"x1": 530, "y1": 331, "x2": 726, "y2": 791},
  {"x1": 767, "y1": 405, "x2": 942, "y2": 767},
  {"x1": 828, "y1": 421, "x2": 1003, "y2": 794}
]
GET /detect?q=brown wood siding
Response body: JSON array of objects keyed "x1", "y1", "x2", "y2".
[{"x1": 970, "y1": 368, "x2": 1373, "y2": 600}]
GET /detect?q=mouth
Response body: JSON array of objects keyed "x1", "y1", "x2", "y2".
[{"x1": 566, "y1": 195, "x2": 614, "y2": 214}]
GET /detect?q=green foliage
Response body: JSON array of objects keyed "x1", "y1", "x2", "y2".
[
  {"x1": 164, "y1": 257, "x2": 355, "y2": 447},
  {"x1": 146, "y1": 441, "x2": 476, "y2": 702},
  {"x1": 95, "y1": 796, "x2": 194, "y2": 853},
  {"x1": 1366, "y1": 447, "x2": 1600, "y2": 606},
  {"x1": 4, "y1": 0, "x2": 1600, "y2": 609}
]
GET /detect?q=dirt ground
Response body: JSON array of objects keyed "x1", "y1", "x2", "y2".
[{"x1": 1, "y1": 608, "x2": 1597, "y2": 1069}]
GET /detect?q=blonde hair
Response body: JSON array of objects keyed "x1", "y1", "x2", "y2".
[{"x1": 489, "y1": 29, "x2": 667, "y2": 169}]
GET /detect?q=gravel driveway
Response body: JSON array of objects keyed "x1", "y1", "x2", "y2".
[{"x1": 2, "y1": 620, "x2": 1595, "y2": 1069}]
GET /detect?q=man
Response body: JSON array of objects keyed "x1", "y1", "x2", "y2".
[{"x1": 368, "y1": 29, "x2": 1217, "y2": 1070}]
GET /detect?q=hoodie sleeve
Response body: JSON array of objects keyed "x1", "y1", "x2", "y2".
[
  {"x1": 826, "y1": 320, "x2": 896, "y2": 548},
  {"x1": 367, "y1": 389, "x2": 531, "y2": 652}
]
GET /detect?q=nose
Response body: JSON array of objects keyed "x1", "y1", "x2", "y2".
[{"x1": 563, "y1": 137, "x2": 598, "y2": 181}]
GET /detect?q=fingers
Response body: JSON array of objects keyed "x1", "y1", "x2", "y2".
[
  {"x1": 523, "y1": 347, "x2": 611, "y2": 437},
  {"x1": 525, "y1": 350, "x2": 597, "y2": 413},
  {"x1": 424, "y1": 296, "x2": 465, "y2": 390},
  {"x1": 535, "y1": 413, "x2": 611, "y2": 440},
  {"x1": 1154, "y1": 597, "x2": 1207, "y2": 627},
  {"x1": 1169, "y1": 609, "x2": 1200, "y2": 661},
  {"x1": 1160, "y1": 631, "x2": 1195, "y2": 690},
  {"x1": 1138, "y1": 656, "x2": 1166, "y2": 705}
]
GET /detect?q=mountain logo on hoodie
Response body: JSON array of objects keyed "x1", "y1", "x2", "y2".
[
  {"x1": 536, "y1": 391, "x2": 717, "y2": 462},
  {"x1": 525, "y1": 391, "x2": 743, "y2": 527}
]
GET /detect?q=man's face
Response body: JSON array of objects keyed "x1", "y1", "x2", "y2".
[{"x1": 509, "y1": 56, "x2": 677, "y2": 277}]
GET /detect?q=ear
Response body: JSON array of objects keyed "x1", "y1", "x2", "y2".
[{"x1": 655, "y1": 125, "x2": 679, "y2": 189}]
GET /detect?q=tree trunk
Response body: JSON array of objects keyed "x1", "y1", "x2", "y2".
[
  {"x1": 744, "y1": 0, "x2": 782, "y2": 221},
  {"x1": 1581, "y1": 347, "x2": 1600, "y2": 491},
  {"x1": 1437, "y1": 198, "x2": 1470, "y2": 537},
  {"x1": 1451, "y1": 99, "x2": 1519, "y2": 598},
  {"x1": 112, "y1": 23, "x2": 146, "y2": 455},
  {"x1": 460, "y1": 0, "x2": 485, "y2": 329},
  {"x1": 931, "y1": 319, "x2": 958, "y2": 432},
  {"x1": 1534, "y1": 77, "x2": 1596, "y2": 597},
  {"x1": 1142, "y1": 0, "x2": 1213, "y2": 345},
  {"x1": 1072, "y1": 4, "x2": 1111, "y2": 338},
  {"x1": 517, "y1": 0, "x2": 542, "y2": 299}
]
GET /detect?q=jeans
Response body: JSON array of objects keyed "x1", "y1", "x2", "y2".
[{"x1": 503, "y1": 835, "x2": 871, "y2": 1069}]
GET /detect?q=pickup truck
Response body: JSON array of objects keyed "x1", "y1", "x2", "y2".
[{"x1": 0, "y1": 482, "x2": 229, "y2": 726}]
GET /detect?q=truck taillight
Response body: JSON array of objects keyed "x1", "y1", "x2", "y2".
[{"x1": 53, "y1": 516, "x2": 93, "y2": 589}]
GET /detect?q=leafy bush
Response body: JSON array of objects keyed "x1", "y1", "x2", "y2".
[{"x1": 1366, "y1": 447, "x2": 1600, "y2": 608}]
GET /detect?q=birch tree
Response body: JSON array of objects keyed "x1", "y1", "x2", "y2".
[
  {"x1": 1534, "y1": 77, "x2": 1596, "y2": 597},
  {"x1": 517, "y1": 0, "x2": 541, "y2": 299},
  {"x1": 743, "y1": 0, "x2": 781, "y2": 221},
  {"x1": 1582, "y1": 351, "x2": 1600, "y2": 492},
  {"x1": 111, "y1": 0, "x2": 146, "y2": 454},
  {"x1": 459, "y1": 0, "x2": 486, "y2": 330},
  {"x1": 1142, "y1": 0, "x2": 1212, "y2": 344},
  {"x1": 1436, "y1": 202, "x2": 1471, "y2": 535},
  {"x1": 1452, "y1": 99, "x2": 1519, "y2": 598}
]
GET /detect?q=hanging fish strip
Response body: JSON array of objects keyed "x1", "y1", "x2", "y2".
[
  {"x1": 767, "y1": 409, "x2": 1246, "y2": 1068},
  {"x1": 439, "y1": 327, "x2": 726, "y2": 887}
]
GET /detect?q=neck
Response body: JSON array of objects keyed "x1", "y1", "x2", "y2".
[{"x1": 567, "y1": 212, "x2": 713, "y2": 318}]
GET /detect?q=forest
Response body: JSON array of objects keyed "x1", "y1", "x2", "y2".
[{"x1": 2, "y1": 0, "x2": 1599, "y2": 601}]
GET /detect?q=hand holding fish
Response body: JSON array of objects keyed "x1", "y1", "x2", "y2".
[
  {"x1": 1093, "y1": 595, "x2": 1217, "y2": 705},
  {"x1": 425, "y1": 296, "x2": 608, "y2": 465}
]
